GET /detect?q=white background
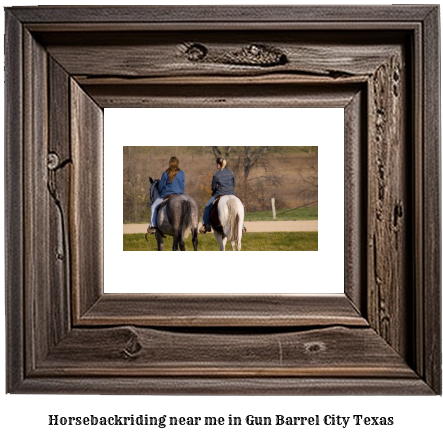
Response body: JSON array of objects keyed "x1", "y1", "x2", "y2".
[
  {"x1": 105, "y1": 108, "x2": 344, "y2": 294},
  {"x1": 1, "y1": 1, "x2": 442, "y2": 438}
]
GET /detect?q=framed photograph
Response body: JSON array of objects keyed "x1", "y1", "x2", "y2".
[
  {"x1": 107, "y1": 108, "x2": 340, "y2": 296},
  {"x1": 121, "y1": 145, "x2": 319, "y2": 252},
  {"x1": 5, "y1": 5, "x2": 440, "y2": 394}
]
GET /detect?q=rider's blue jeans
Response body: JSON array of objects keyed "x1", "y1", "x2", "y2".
[
  {"x1": 150, "y1": 197, "x2": 164, "y2": 226},
  {"x1": 202, "y1": 196, "x2": 216, "y2": 225}
]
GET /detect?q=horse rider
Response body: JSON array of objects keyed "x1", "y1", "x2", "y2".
[
  {"x1": 147, "y1": 156, "x2": 185, "y2": 234},
  {"x1": 199, "y1": 157, "x2": 246, "y2": 234}
]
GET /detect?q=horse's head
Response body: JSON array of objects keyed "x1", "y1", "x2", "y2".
[{"x1": 149, "y1": 177, "x2": 160, "y2": 203}]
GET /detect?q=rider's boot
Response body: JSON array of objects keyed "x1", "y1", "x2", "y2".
[
  {"x1": 199, "y1": 224, "x2": 212, "y2": 234},
  {"x1": 146, "y1": 225, "x2": 157, "y2": 234}
]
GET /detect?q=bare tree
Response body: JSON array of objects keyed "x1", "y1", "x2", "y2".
[
  {"x1": 210, "y1": 146, "x2": 280, "y2": 211},
  {"x1": 211, "y1": 146, "x2": 270, "y2": 179},
  {"x1": 297, "y1": 155, "x2": 318, "y2": 205},
  {"x1": 211, "y1": 146, "x2": 231, "y2": 164},
  {"x1": 243, "y1": 146, "x2": 270, "y2": 179}
]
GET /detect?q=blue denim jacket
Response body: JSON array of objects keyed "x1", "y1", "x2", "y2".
[
  {"x1": 211, "y1": 169, "x2": 236, "y2": 196},
  {"x1": 158, "y1": 169, "x2": 185, "y2": 197}
]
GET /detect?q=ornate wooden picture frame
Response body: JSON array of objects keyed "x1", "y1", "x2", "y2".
[{"x1": 5, "y1": 6, "x2": 441, "y2": 394}]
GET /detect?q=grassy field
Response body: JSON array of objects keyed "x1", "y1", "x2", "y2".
[
  {"x1": 245, "y1": 206, "x2": 317, "y2": 221},
  {"x1": 124, "y1": 232, "x2": 318, "y2": 251}
]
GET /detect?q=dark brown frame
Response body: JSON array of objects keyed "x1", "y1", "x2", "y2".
[{"x1": 5, "y1": 6, "x2": 441, "y2": 394}]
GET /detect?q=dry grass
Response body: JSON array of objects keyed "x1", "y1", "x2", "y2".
[{"x1": 123, "y1": 146, "x2": 318, "y2": 223}]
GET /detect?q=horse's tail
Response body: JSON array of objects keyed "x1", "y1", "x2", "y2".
[
  {"x1": 178, "y1": 199, "x2": 193, "y2": 240},
  {"x1": 226, "y1": 198, "x2": 240, "y2": 242}
]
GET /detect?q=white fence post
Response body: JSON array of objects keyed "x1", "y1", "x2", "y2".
[{"x1": 271, "y1": 198, "x2": 276, "y2": 220}]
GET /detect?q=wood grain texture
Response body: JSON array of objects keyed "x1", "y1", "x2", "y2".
[
  {"x1": 12, "y1": 377, "x2": 433, "y2": 396},
  {"x1": 344, "y1": 90, "x2": 366, "y2": 313},
  {"x1": 79, "y1": 294, "x2": 367, "y2": 327},
  {"x1": 4, "y1": 10, "x2": 24, "y2": 393},
  {"x1": 70, "y1": 80, "x2": 104, "y2": 321},
  {"x1": 25, "y1": 23, "x2": 425, "y2": 34},
  {"x1": 8, "y1": 5, "x2": 436, "y2": 23},
  {"x1": 37, "y1": 326, "x2": 415, "y2": 377},
  {"x1": 42, "y1": 32, "x2": 401, "y2": 79},
  {"x1": 84, "y1": 82, "x2": 361, "y2": 108},
  {"x1": 76, "y1": 73, "x2": 368, "y2": 85},
  {"x1": 411, "y1": 19, "x2": 425, "y2": 384},
  {"x1": 48, "y1": 58, "x2": 72, "y2": 345},
  {"x1": 23, "y1": 29, "x2": 50, "y2": 372},
  {"x1": 4, "y1": 5, "x2": 441, "y2": 395},
  {"x1": 422, "y1": 6, "x2": 441, "y2": 394},
  {"x1": 366, "y1": 50, "x2": 409, "y2": 358}
]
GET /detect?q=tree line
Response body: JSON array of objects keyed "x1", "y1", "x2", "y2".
[{"x1": 123, "y1": 146, "x2": 318, "y2": 223}]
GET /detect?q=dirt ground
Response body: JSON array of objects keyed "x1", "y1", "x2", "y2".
[{"x1": 123, "y1": 220, "x2": 318, "y2": 234}]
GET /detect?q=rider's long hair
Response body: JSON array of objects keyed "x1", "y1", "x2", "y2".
[
  {"x1": 216, "y1": 157, "x2": 227, "y2": 170},
  {"x1": 166, "y1": 156, "x2": 180, "y2": 183}
]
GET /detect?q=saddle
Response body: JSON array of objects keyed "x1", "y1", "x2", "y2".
[{"x1": 157, "y1": 194, "x2": 175, "y2": 215}]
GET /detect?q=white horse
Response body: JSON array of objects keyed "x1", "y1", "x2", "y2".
[{"x1": 210, "y1": 195, "x2": 245, "y2": 251}]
